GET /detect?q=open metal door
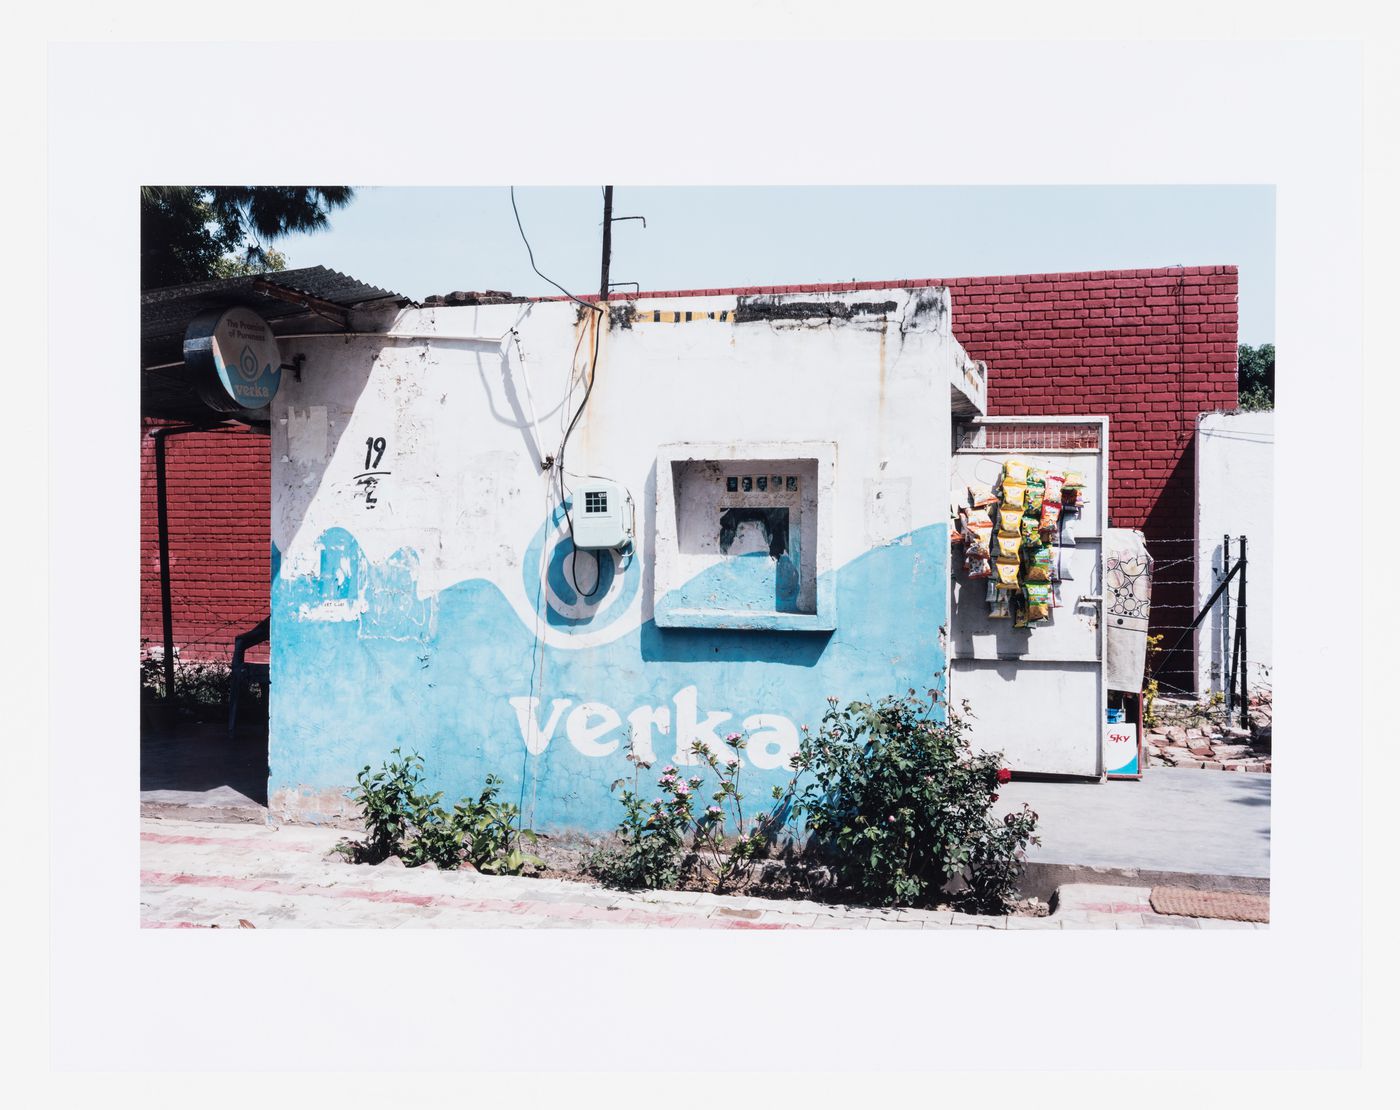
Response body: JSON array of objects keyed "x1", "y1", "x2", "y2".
[{"x1": 949, "y1": 417, "x2": 1109, "y2": 778}]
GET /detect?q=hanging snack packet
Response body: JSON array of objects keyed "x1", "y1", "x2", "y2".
[
  {"x1": 995, "y1": 531, "x2": 1023, "y2": 559},
  {"x1": 1002, "y1": 459, "x2": 1029, "y2": 486},
  {"x1": 963, "y1": 553, "x2": 992, "y2": 579},
  {"x1": 968, "y1": 483, "x2": 999, "y2": 509},
  {"x1": 1043, "y1": 474, "x2": 1064, "y2": 503},
  {"x1": 988, "y1": 589, "x2": 1011, "y2": 619},
  {"x1": 1040, "y1": 500, "x2": 1062, "y2": 531},
  {"x1": 1000, "y1": 482, "x2": 1027, "y2": 510},
  {"x1": 1024, "y1": 582, "x2": 1052, "y2": 622},
  {"x1": 998, "y1": 506, "x2": 1024, "y2": 533},
  {"x1": 1021, "y1": 514, "x2": 1042, "y2": 544},
  {"x1": 994, "y1": 558, "x2": 1021, "y2": 591},
  {"x1": 1061, "y1": 470, "x2": 1085, "y2": 506},
  {"x1": 1026, "y1": 485, "x2": 1045, "y2": 514},
  {"x1": 1026, "y1": 466, "x2": 1046, "y2": 487},
  {"x1": 1024, "y1": 545, "x2": 1054, "y2": 583}
]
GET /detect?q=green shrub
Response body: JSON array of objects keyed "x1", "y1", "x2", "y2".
[
  {"x1": 342, "y1": 749, "x2": 543, "y2": 875},
  {"x1": 584, "y1": 745, "x2": 695, "y2": 890},
  {"x1": 585, "y1": 731, "x2": 782, "y2": 893},
  {"x1": 789, "y1": 690, "x2": 1038, "y2": 912}
]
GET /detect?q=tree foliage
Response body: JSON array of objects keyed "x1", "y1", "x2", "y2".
[
  {"x1": 140, "y1": 186, "x2": 354, "y2": 289},
  {"x1": 1237, "y1": 343, "x2": 1274, "y2": 411}
]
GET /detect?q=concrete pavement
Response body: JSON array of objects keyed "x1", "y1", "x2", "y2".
[
  {"x1": 993, "y1": 765, "x2": 1270, "y2": 896},
  {"x1": 139, "y1": 816, "x2": 1263, "y2": 930}
]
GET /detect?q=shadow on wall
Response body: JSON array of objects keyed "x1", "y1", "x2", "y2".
[{"x1": 1139, "y1": 444, "x2": 1199, "y2": 695}]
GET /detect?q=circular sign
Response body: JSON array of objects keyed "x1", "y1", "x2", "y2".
[{"x1": 183, "y1": 306, "x2": 282, "y2": 413}]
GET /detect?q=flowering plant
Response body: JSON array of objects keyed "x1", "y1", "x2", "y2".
[{"x1": 787, "y1": 688, "x2": 1038, "y2": 911}]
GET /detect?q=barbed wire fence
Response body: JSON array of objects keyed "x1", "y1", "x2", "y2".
[{"x1": 1140, "y1": 534, "x2": 1264, "y2": 720}]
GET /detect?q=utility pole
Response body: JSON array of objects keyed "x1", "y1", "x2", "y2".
[{"x1": 599, "y1": 185, "x2": 614, "y2": 302}]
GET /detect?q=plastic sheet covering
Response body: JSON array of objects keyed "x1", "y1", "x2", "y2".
[{"x1": 1105, "y1": 527, "x2": 1154, "y2": 692}]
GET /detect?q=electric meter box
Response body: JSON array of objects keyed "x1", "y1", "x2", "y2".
[{"x1": 572, "y1": 481, "x2": 634, "y2": 550}]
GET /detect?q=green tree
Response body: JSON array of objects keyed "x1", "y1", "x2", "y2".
[
  {"x1": 1237, "y1": 343, "x2": 1274, "y2": 411},
  {"x1": 140, "y1": 186, "x2": 354, "y2": 289},
  {"x1": 210, "y1": 248, "x2": 289, "y2": 280}
]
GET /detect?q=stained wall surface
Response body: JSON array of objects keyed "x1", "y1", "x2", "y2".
[{"x1": 267, "y1": 290, "x2": 963, "y2": 833}]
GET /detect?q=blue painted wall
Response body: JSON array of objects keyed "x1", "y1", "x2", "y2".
[{"x1": 270, "y1": 521, "x2": 948, "y2": 836}]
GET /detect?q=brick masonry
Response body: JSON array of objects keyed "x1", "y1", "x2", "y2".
[
  {"x1": 139, "y1": 266, "x2": 1237, "y2": 673},
  {"x1": 140, "y1": 419, "x2": 271, "y2": 664}
]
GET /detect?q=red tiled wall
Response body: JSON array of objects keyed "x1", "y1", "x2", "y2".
[{"x1": 140, "y1": 419, "x2": 271, "y2": 664}]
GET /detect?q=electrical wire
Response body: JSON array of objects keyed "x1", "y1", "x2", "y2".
[{"x1": 510, "y1": 186, "x2": 606, "y2": 318}]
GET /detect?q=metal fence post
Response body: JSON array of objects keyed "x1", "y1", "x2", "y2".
[
  {"x1": 1237, "y1": 535, "x2": 1248, "y2": 729},
  {"x1": 1223, "y1": 534, "x2": 1232, "y2": 709}
]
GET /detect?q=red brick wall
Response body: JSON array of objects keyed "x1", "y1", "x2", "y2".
[
  {"x1": 943, "y1": 266, "x2": 1239, "y2": 693},
  {"x1": 141, "y1": 266, "x2": 1237, "y2": 688},
  {"x1": 140, "y1": 419, "x2": 271, "y2": 665}
]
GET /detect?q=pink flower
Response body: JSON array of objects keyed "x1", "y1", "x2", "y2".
[
  {"x1": 726, "y1": 757, "x2": 740, "y2": 768},
  {"x1": 676, "y1": 783, "x2": 690, "y2": 795},
  {"x1": 887, "y1": 815, "x2": 896, "y2": 823},
  {"x1": 726, "y1": 733, "x2": 742, "y2": 742}
]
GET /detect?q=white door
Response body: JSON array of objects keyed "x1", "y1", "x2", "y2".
[{"x1": 948, "y1": 417, "x2": 1109, "y2": 778}]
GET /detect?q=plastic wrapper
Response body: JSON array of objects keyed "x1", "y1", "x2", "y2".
[
  {"x1": 1043, "y1": 474, "x2": 1064, "y2": 503},
  {"x1": 994, "y1": 558, "x2": 1021, "y2": 590},
  {"x1": 968, "y1": 483, "x2": 998, "y2": 509},
  {"x1": 997, "y1": 506, "x2": 1024, "y2": 533},
  {"x1": 1002, "y1": 459, "x2": 1029, "y2": 486},
  {"x1": 1023, "y1": 582, "x2": 1052, "y2": 622},
  {"x1": 1059, "y1": 505, "x2": 1079, "y2": 547},
  {"x1": 1024, "y1": 545, "x2": 1054, "y2": 582},
  {"x1": 1000, "y1": 482, "x2": 1027, "y2": 510},
  {"x1": 1040, "y1": 500, "x2": 1062, "y2": 531},
  {"x1": 1027, "y1": 466, "x2": 1046, "y2": 487},
  {"x1": 1026, "y1": 486, "x2": 1045, "y2": 514},
  {"x1": 995, "y1": 531, "x2": 1022, "y2": 558},
  {"x1": 988, "y1": 590, "x2": 1011, "y2": 619},
  {"x1": 963, "y1": 553, "x2": 992, "y2": 579}
]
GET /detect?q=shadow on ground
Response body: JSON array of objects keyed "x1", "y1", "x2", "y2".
[{"x1": 141, "y1": 713, "x2": 269, "y2": 807}]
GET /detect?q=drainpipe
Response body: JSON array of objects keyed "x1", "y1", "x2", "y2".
[{"x1": 149, "y1": 423, "x2": 215, "y2": 700}]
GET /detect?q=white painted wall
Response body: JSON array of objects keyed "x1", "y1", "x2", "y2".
[
  {"x1": 270, "y1": 289, "x2": 969, "y2": 648},
  {"x1": 1194, "y1": 410, "x2": 1274, "y2": 695}
]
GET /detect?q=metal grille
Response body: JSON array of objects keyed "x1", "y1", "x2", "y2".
[
  {"x1": 584, "y1": 491, "x2": 608, "y2": 514},
  {"x1": 956, "y1": 423, "x2": 1102, "y2": 451}
]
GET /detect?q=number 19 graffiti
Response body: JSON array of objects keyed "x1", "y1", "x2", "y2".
[{"x1": 355, "y1": 435, "x2": 390, "y2": 509}]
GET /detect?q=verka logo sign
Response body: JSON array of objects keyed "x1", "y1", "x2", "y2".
[{"x1": 184, "y1": 306, "x2": 283, "y2": 414}]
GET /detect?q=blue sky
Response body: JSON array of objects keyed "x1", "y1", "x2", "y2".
[{"x1": 276, "y1": 186, "x2": 1275, "y2": 345}]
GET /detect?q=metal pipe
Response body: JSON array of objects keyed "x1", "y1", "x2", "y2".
[
  {"x1": 1223, "y1": 534, "x2": 1232, "y2": 710},
  {"x1": 599, "y1": 185, "x2": 614, "y2": 301},
  {"x1": 150, "y1": 424, "x2": 213, "y2": 699},
  {"x1": 1238, "y1": 535, "x2": 1249, "y2": 729}
]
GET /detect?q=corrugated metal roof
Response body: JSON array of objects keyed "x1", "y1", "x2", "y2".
[{"x1": 141, "y1": 266, "x2": 403, "y2": 424}]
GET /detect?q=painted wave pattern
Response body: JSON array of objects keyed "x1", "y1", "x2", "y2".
[{"x1": 270, "y1": 523, "x2": 948, "y2": 833}]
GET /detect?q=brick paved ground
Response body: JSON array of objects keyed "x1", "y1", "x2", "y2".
[{"x1": 139, "y1": 817, "x2": 1265, "y2": 930}]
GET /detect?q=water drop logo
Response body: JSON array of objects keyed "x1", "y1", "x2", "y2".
[
  {"x1": 522, "y1": 500, "x2": 639, "y2": 632},
  {"x1": 238, "y1": 344, "x2": 263, "y2": 382}
]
